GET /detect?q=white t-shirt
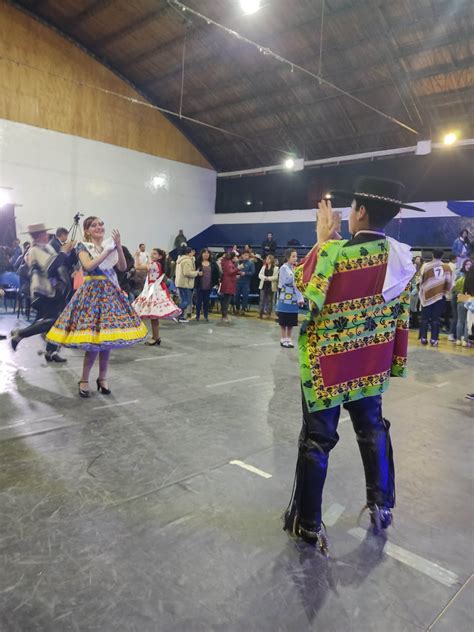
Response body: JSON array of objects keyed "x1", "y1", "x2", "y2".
[{"x1": 136, "y1": 251, "x2": 149, "y2": 266}]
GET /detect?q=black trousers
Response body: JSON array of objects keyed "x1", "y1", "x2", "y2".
[
  {"x1": 17, "y1": 295, "x2": 64, "y2": 354},
  {"x1": 285, "y1": 394, "x2": 395, "y2": 532}
]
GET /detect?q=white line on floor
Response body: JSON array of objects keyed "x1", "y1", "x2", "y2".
[
  {"x1": 246, "y1": 381, "x2": 274, "y2": 389},
  {"x1": 134, "y1": 354, "x2": 184, "y2": 362},
  {"x1": 244, "y1": 342, "x2": 275, "y2": 348},
  {"x1": 206, "y1": 376, "x2": 260, "y2": 388},
  {"x1": 322, "y1": 503, "x2": 345, "y2": 526},
  {"x1": 1, "y1": 414, "x2": 65, "y2": 431},
  {"x1": 93, "y1": 400, "x2": 139, "y2": 410},
  {"x1": 348, "y1": 527, "x2": 460, "y2": 587},
  {"x1": 0, "y1": 424, "x2": 74, "y2": 441},
  {"x1": 436, "y1": 382, "x2": 451, "y2": 388},
  {"x1": 229, "y1": 460, "x2": 272, "y2": 479}
]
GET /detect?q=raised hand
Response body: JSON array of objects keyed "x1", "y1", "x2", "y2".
[
  {"x1": 111, "y1": 229, "x2": 121, "y2": 248},
  {"x1": 316, "y1": 199, "x2": 340, "y2": 244}
]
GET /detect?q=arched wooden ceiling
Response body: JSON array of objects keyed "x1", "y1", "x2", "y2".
[{"x1": 10, "y1": 0, "x2": 474, "y2": 171}]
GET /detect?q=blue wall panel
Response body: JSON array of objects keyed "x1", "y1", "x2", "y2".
[{"x1": 189, "y1": 216, "x2": 474, "y2": 252}]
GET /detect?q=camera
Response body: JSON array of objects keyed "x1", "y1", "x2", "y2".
[{"x1": 73, "y1": 212, "x2": 84, "y2": 224}]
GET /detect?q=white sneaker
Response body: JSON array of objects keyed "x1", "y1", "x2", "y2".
[
  {"x1": 286, "y1": 339, "x2": 295, "y2": 348},
  {"x1": 462, "y1": 338, "x2": 467, "y2": 347},
  {"x1": 448, "y1": 334, "x2": 455, "y2": 342},
  {"x1": 456, "y1": 340, "x2": 462, "y2": 346}
]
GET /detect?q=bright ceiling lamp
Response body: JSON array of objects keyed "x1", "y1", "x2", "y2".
[
  {"x1": 443, "y1": 131, "x2": 458, "y2": 145},
  {"x1": 240, "y1": 0, "x2": 261, "y2": 15},
  {"x1": 284, "y1": 158, "x2": 295, "y2": 170}
]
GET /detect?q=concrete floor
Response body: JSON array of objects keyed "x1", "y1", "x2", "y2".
[{"x1": 0, "y1": 312, "x2": 473, "y2": 632}]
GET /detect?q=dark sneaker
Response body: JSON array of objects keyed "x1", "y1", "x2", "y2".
[
  {"x1": 466, "y1": 393, "x2": 474, "y2": 401},
  {"x1": 430, "y1": 339, "x2": 439, "y2": 347},
  {"x1": 45, "y1": 352, "x2": 67, "y2": 363},
  {"x1": 420, "y1": 338, "x2": 428, "y2": 346},
  {"x1": 177, "y1": 317, "x2": 189, "y2": 323},
  {"x1": 10, "y1": 330, "x2": 20, "y2": 351}
]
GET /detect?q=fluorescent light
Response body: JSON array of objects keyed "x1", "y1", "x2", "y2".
[
  {"x1": 443, "y1": 132, "x2": 458, "y2": 145},
  {"x1": 240, "y1": 0, "x2": 261, "y2": 15},
  {"x1": 285, "y1": 158, "x2": 295, "y2": 170}
]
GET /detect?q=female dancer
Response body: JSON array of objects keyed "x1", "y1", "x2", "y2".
[
  {"x1": 133, "y1": 248, "x2": 181, "y2": 344},
  {"x1": 47, "y1": 216, "x2": 148, "y2": 397},
  {"x1": 276, "y1": 249, "x2": 304, "y2": 347}
]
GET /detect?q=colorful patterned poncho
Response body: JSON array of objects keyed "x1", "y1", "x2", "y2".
[{"x1": 296, "y1": 238, "x2": 410, "y2": 412}]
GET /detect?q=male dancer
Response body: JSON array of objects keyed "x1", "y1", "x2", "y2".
[
  {"x1": 284, "y1": 177, "x2": 425, "y2": 553},
  {"x1": 11, "y1": 223, "x2": 74, "y2": 362}
]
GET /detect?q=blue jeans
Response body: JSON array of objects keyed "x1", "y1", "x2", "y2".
[
  {"x1": 456, "y1": 301, "x2": 468, "y2": 340},
  {"x1": 177, "y1": 287, "x2": 192, "y2": 316},
  {"x1": 235, "y1": 282, "x2": 251, "y2": 311},
  {"x1": 420, "y1": 298, "x2": 445, "y2": 341}
]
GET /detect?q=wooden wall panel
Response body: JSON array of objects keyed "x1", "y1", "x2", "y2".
[{"x1": 0, "y1": 2, "x2": 212, "y2": 170}]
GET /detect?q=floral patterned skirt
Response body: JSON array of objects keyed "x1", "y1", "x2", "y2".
[
  {"x1": 132, "y1": 281, "x2": 181, "y2": 320},
  {"x1": 47, "y1": 277, "x2": 148, "y2": 351}
]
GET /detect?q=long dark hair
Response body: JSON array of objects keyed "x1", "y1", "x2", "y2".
[
  {"x1": 196, "y1": 248, "x2": 212, "y2": 269},
  {"x1": 464, "y1": 268, "x2": 474, "y2": 295},
  {"x1": 461, "y1": 259, "x2": 472, "y2": 274},
  {"x1": 151, "y1": 248, "x2": 166, "y2": 272},
  {"x1": 460, "y1": 229, "x2": 470, "y2": 243}
]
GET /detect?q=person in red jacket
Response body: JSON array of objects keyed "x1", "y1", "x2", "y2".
[{"x1": 220, "y1": 252, "x2": 242, "y2": 322}]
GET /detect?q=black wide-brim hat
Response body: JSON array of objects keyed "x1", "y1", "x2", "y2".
[{"x1": 330, "y1": 176, "x2": 425, "y2": 212}]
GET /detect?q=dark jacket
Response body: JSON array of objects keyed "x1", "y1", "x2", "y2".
[
  {"x1": 195, "y1": 260, "x2": 220, "y2": 289},
  {"x1": 262, "y1": 239, "x2": 277, "y2": 255},
  {"x1": 220, "y1": 259, "x2": 241, "y2": 295},
  {"x1": 115, "y1": 246, "x2": 135, "y2": 293}
]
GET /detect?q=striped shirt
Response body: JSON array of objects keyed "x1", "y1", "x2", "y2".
[{"x1": 419, "y1": 260, "x2": 453, "y2": 307}]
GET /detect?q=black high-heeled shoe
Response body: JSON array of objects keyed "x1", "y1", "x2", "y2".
[
  {"x1": 146, "y1": 338, "x2": 161, "y2": 346},
  {"x1": 96, "y1": 378, "x2": 111, "y2": 395},
  {"x1": 78, "y1": 381, "x2": 90, "y2": 398}
]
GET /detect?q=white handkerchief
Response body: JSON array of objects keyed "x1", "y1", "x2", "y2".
[
  {"x1": 100, "y1": 238, "x2": 118, "y2": 270},
  {"x1": 382, "y1": 237, "x2": 415, "y2": 302}
]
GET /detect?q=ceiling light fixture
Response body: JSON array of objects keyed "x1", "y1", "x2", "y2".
[
  {"x1": 240, "y1": 0, "x2": 261, "y2": 16},
  {"x1": 443, "y1": 132, "x2": 458, "y2": 145},
  {"x1": 285, "y1": 158, "x2": 295, "y2": 170}
]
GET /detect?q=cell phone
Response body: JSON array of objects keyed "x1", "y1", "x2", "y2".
[{"x1": 334, "y1": 211, "x2": 342, "y2": 232}]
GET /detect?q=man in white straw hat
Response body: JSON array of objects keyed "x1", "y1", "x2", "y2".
[{"x1": 10, "y1": 223, "x2": 74, "y2": 362}]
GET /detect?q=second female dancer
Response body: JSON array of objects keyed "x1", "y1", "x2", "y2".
[
  {"x1": 132, "y1": 248, "x2": 181, "y2": 344},
  {"x1": 47, "y1": 216, "x2": 148, "y2": 398}
]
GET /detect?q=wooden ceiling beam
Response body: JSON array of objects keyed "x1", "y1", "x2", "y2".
[
  {"x1": 128, "y1": 0, "x2": 403, "y2": 78},
  {"x1": 66, "y1": 0, "x2": 116, "y2": 28},
  {"x1": 178, "y1": 48, "x2": 473, "y2": 127},
  {"x1": 140, "y1": 1, "x2": 469, "y2": 91},
  {"x1": 97, "y1": 4, "x2": 170, "y2": 49}
]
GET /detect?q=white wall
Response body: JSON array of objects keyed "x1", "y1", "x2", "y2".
[{"x1": 0, "y1": 119, "x2": 216, "y2": 251}]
